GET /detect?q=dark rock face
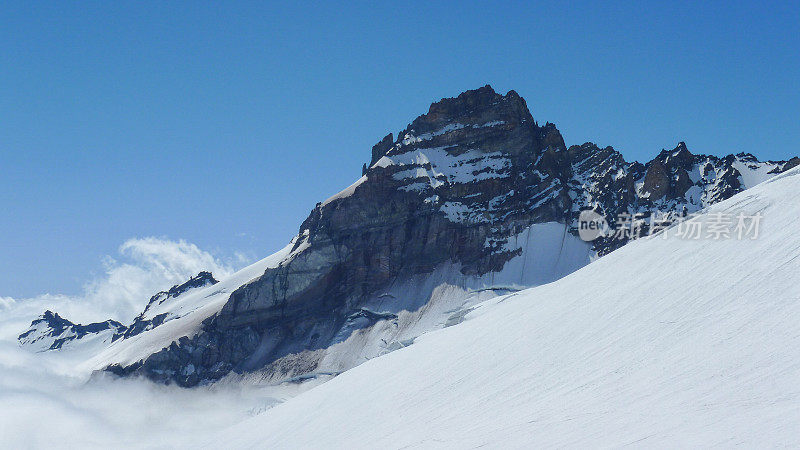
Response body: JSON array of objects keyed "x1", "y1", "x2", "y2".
[
  {"x1": 104, "y1": 85, "x2": 797, "y2": 386},
  {"x1": 642, "y1": 159, "x2": 671, "y2": 199},
  {"x1": 19, "y1": 311, "x2": 127, "y2": 351},
  {"x1": 369, "y1": 133, "x2": 394, "y2": 167},
  {"x1": 771, "y1": 156, "x2": 800, "y2": 174},
  {"x1": 566, "y1": 139, "x2": 794, "y2": 254},
  {"x1": 644, "y1": 143, "x2": 704, "y2": 199},
  {"x1": 109, "y1": 86, "x2": 580, "y2": 385}
]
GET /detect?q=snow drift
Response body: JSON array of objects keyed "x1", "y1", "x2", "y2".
[{"x1": 211, "y1": 167, "x2": 800, "y2": 448}]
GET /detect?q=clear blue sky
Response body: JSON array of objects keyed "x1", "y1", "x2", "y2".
[{"x1": 2, "y1": 1, "x2": 798, "y2": 297}]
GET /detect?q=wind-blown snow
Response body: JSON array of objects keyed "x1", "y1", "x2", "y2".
[{"x1": 212, "y1": 167, "x2": 800, "y2": 448}]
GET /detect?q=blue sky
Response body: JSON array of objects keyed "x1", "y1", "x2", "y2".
[{"x1": 2, "y1": 1, "x2": 798, "y2": 297}]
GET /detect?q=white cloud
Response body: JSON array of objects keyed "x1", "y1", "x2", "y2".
[
  {"x1": 0, "y1": 340, "x2": 282, "y2": 447},
  {"x1": 0, "y1": 237, "x2": 247, "y2": 341},
  {"x1": 0, "y1": 237, "x2": 280, "y2": 447},
  {"x1": 85, "y1": 237, "x2": 238, "y2": 321}
]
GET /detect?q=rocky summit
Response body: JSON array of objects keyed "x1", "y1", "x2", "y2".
[
  {"x1": 19, "y1": 311, "x2": 126, "y2": 352},
  {"x1": 26, "y1": 86, "x2": 796, "y2": 387}
]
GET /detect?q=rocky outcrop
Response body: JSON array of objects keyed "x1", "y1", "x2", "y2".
[
  {"x1": 642, "y1": 159, "x2": 671, "y2": 199},
  {"x1": 771, "y1": 156, "x2": 800, "y2": 174},
  {"x1": 116, "y1": 271, "x2": 218, "y2": 341},
  {"x1": 19, "y1": 272, "x2": 219, "y2": 353},
  {"x1": 19, "y1": 311, "x2": 126, "y2": 351},
  {"x1": 94, "y1": 86, "x2": 797, "y2": 386},
  {"x1": 369, "y1": 133, "x2": 394, "y2": 167},
  {"x1": 107, "y1": 86, "x2": 580, "y2": 385}
]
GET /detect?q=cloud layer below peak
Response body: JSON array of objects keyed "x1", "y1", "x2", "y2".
[{"x1": 0, "y1": 236, "x2": 244, "y2": 341}]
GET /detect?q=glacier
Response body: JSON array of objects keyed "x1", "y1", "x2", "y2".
[{"x1": 210, "y1": 166, "x2": 800, "y2": 448}]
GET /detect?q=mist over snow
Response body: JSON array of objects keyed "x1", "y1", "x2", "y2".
[
  {"x1": 0, "y1": 339, "x2": 286, "y2": 448},
  {"x1": 0, "y1": 237, "x2": 247, "y2": 341},
  {"x1": 0, "y1": 237, "x2": 270, "y2": 447}
]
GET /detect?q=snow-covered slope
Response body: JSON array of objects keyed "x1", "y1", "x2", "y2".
[
  {"x1": 18, "y1": 311, "x2": 125, "y2": 353},
  {"x1": 81, "y1": 240, "x2": 298, "y2": 373},
  {"x1": 211, "y1": 167, "x2": 800, "y2": 448},
  {"x1": 26, "y1": 86, "x2": 796, "y2": 390},
  {"x1": 87, "y1": 222, "x2": 592, "y2": 382},
  {"x1": 236, "y1": 221, "x2": 593, "y2": 385},
  {"x1": 28, "y1": 86, "x2": 793, "y2": 388}
]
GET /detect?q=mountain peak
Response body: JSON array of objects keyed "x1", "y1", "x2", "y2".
[
  {"x1": 41, "y1": 310, "x2": 61, "y2": 321},
  {"x1": 143, "y1": 271, "x2": 218, "y2": 312},
  {"x1": 409, "y1": 85, "x2": 533, "y2": 136},
  {"x1": 49, "y1": 87, "x2": 799, "y2": 388},
  {"x1": 426, "y1": 84, "x2": 500, "y2": 114},
  {"x1": 19, "y1": 310, "x2": 126, "y2": 352},
  {"x1": 365, "y1": 86, "x2": 561, "y2": 168},
  {"x1": 654, "y1": 141, "x2": 693, "y2": 165}
]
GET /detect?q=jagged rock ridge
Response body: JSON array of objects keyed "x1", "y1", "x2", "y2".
[
  {"x1": 18, "y1": 311, "x2": 126, "y2": 351},
  {"x1": 18, "y1": 272, "x2": 218, "y2": 352},
  {"x1": 31, "y1": 86, "x2": 796, "y2": 387},
  {"x1": 116, "y1": 271, "x2": 218, "y2": 341}
]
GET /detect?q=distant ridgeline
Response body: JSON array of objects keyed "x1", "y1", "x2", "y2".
[{"x1": 19, "y1": 272, "x2": 217, "y2": 351}]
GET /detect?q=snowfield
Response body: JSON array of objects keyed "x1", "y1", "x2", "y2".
[
  {"x1": 3, "y1": 167, "x2": 799, "y2": 448},
  {"x1": 79, "y1": 221, "x2": 591, "y2": 384},
  {"x1": 209, "y1": 167, "x2": 800, "y2": 448},
  {"x1": 79, "y1": 239, "x2": 298, "y2": 372}
]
